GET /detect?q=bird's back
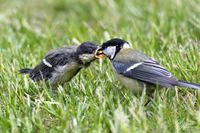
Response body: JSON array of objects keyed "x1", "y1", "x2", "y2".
[
  {"x1": 114, "y1": 48, "x2": 151, "y2": 63},
  {"x1": 45, "y1": 46, "x2": 77, "y2": 59}
]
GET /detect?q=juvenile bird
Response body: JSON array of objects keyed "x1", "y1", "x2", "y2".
[
  {"x1": 19, "y1": 42, "x2": 98, "y2": 86},
  {"x1": 96, "y1": 38, "x2": 200, "y2": 94}
]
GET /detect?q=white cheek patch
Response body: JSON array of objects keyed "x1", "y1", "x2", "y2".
[
  {"x1": 103, "y1": 46, "x2": 116, "y2": 59},
  {"x1": 123, "y1": 43, "x2": 131, "y2": 48}
]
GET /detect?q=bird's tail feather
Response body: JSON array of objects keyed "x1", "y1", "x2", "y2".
[
  {"x1": 177, "y1": 80, "x2": 200, "y2": 90},
  {"x1": 19, "y1": 68, "x2": 32, "y2": 74}
]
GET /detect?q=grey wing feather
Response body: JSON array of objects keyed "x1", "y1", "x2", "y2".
[
  {"x1": 112, "y1": 60, "x2": 178, "y2": 87},
  {"x1": 45, "y1": 46, "x2": 77, "y2": 58},
  {"x1": 30, "y1": 46, "x2": 78, "y2": 81}
]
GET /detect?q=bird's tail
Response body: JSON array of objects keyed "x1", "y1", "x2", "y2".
[
  {"x1": 177, "y1": 80, "x2": 200, "y2": 90},
  {"x1": 19, "y1": 68, "x2": 32, "y2": 74}
]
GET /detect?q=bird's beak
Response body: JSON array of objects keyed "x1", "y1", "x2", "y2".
[{"x1": 95, "y1": 47, "x2": 107, "y2": 59}]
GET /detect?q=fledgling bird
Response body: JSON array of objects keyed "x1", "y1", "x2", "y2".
[
  {"x1": 96, "y1": 38, "x2": 200, "y2": 94},
  {"x1": 19, "y1": 42, "x2": 99, "y2": 86}
]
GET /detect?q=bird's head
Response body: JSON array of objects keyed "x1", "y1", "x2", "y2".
[
  {"x1": 76, "y1": 42, "x2": 99, "y2": 65},
  {"x1": 95, "y1": 38, "x2": 130, "y2": 60}
]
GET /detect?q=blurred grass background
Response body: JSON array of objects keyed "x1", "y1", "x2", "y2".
[{"x1": 0, "y1": 0, "x2": 200, "y2": 132}]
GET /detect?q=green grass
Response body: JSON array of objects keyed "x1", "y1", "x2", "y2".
[{"x1": 0, "y1": 0, "x2": 200, "y2": 132}]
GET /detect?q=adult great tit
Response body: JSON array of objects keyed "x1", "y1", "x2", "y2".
[
  {"x1": 96, "y1": 38, "x2": 200, "y2": 94},
  {"x1": 19, "y1": 42, "x2": 98, "y2": 86}
]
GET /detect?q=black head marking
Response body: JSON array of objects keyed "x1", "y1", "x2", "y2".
[
  {"x1": 76, "y1": 42, "x2": 98, "y2": 55},
  {"x1": 101, "y1": 38, "x2": 129, "y2": 60},
  {"x1": 102, "y1": 38, "x2": 127, "y2": 49}
]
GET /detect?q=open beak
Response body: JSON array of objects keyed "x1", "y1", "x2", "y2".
[{"x1": 95, "y1": 47, "x2": 107, "y2": 59}]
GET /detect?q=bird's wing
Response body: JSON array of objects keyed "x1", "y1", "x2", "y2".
[
  {"x1": 30, "y1": 46, "x2": 79, "y2": 81},
  {"x1": 112, "y1": 59, "x2": 178, "y2": 87}
]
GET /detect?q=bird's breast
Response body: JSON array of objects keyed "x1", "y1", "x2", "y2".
[
  {"x1": 50, "y1": 62, "x2": 80, "y2": 85},
  {"x1": 112, "y1": 67, "x2": 147, "y2": 94}
]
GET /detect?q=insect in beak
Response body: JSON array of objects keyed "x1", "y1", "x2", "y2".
[{"x1": 95, "y1": 47, "x2": 107, "y2": 58}]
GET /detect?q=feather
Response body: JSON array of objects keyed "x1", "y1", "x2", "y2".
[
  {"x1": 112, "y1": 60, "x2": 178, "y2": 88},
  {"x1": 29, "y1": 46, "x2": 78, "y2": 82}
]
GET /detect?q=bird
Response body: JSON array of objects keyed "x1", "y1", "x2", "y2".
[
  {"x1": 19, "y1": 42, "x2": 99, "y2": 87},
  {"x1": 95, "y1": 38, "x2": 200, "y2": 94}
]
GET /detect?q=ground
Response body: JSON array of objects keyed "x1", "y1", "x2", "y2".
[{"x1": 0, "y1": 0, "x2": 200, "y2": 132}]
